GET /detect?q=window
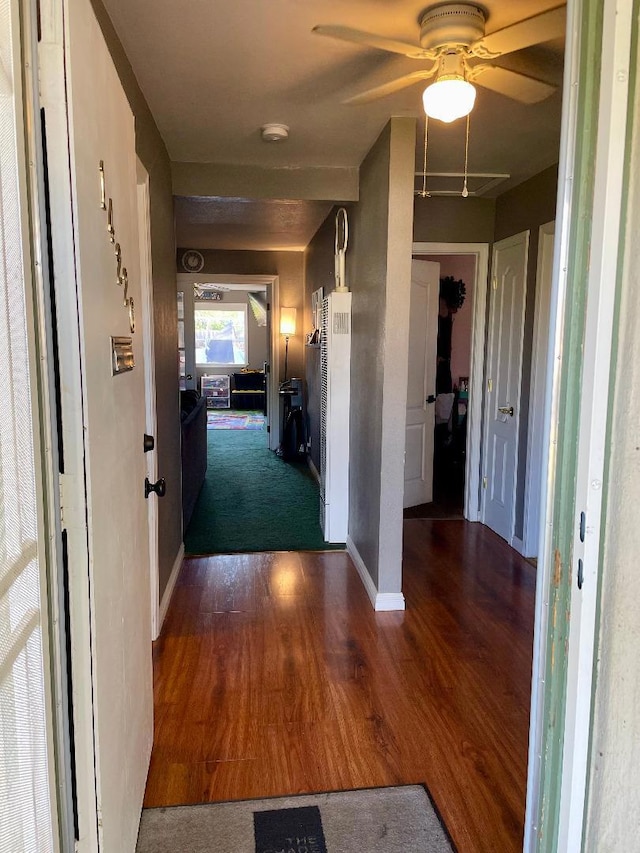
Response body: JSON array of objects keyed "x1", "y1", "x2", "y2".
[
  {"x1": 195, "y1": 303, "x2": 247, "y2": 366},
  {"x1": 177, "y1": 291, "x2": 186, "y2": 389}
]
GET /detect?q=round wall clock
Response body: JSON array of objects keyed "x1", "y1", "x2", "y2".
[{"x1": 181, "y1": 249, "x2": 205, "y2": 273}]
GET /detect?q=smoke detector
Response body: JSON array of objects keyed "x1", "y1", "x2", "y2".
[{"x1": 261, "y1": 123, "x2": 289, "y2": 142}]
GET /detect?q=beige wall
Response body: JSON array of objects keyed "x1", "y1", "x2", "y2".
[
  {"x1": 180, "y1": 249, "x2": 306, "y2": 382},
  {"x1": 347, "y1": 117, "x2": 416, "y2": 592},
  {"x1": 91, "y1": 0, "x2": 182, "y2": 601}
]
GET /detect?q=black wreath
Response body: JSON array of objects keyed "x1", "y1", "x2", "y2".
[{"x1": 440, "y1": 275, "x2": 466, "y2": 312}]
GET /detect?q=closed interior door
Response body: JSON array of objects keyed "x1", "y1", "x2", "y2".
[
  {"x1": 404, "y1": 260, "x2": 440, "y2": 508},
  {"x1": 482, "y1": 232, "x2": 529, "y2": 541}
]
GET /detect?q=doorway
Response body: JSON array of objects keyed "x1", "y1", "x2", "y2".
[
  {"x1": 406, "y1": 243, "x2": 489, "y2": 521},
  {"x1": 177, "y1": 274, "x2": 276, "y2": 446}
]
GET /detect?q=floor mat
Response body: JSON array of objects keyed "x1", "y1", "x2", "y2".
[
  {"x1": 207, "y1": 409, "x2": 265, "y2": 430},
  {"x1": 136, "y1": 786, "x2": 453, "y2": 853}
]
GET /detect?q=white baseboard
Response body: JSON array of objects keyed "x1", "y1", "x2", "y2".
[
  {"x1": 346, "y1": 535, "x2": 406, "y2": 612},
  {"x1": 511, "y1": 535, "x2": 525, "y2": 555},
  {"x1": 307, "y1": 456, "x2": 320, "y2": 484},
  {"x1": 374, "y1": 592, "x2": 407, "y2": 611},
  {"x1": 157, "y1": 544, "x2": 184, "y2": 636}
]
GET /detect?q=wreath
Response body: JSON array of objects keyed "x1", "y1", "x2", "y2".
[{"x1": 440, "y1": 275, "x2": 466, "y2": 312}]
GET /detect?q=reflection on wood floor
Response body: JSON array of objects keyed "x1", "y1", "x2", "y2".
[{"x1": 145, "y1": 520, "x2": 535, "y2": 853}]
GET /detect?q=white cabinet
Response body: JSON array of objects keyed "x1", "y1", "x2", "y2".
[{"x1": 201, "y1": 374, "x2": 230, "y2": 408}]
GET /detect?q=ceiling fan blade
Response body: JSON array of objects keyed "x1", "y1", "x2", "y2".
[
  {"x1": 470, "y1": 6, "x2": 566, "y2": 59},
  {"x1": 343, "y1": 69, "x2": 437, "y2": 105},
  {"x1": 470, "y1": 65, "x2": 557, "y2": 103},
  {"x1": 312, "y1": 25, "x2": 437, "y2": 60}
]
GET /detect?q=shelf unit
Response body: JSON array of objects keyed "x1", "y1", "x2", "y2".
[{"x1": 201, "y1": 374, "x2": 230, "y2": 409}]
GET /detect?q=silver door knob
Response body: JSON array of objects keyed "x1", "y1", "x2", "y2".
[{"x1": 498, "y1": 405, "x2": 514, "y2": 416}]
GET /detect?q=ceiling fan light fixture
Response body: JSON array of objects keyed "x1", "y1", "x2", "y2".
[{"x1": 423, "y1": 77, "x2": 476, "y2": 123}]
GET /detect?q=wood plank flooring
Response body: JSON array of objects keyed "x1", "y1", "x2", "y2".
[{"x1": 144, "y1": 520, "x2": 535, "y2": 852}]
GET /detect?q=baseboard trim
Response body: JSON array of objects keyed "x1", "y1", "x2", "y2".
[
  {"x1": 307, "y1": 456, "x2": 320, "y2": 484},
  {"x1": 511, "y1": 535, "x2": 525, "y2": 556},
  {"x1": 158, "y1": 544, "x2": 184, "y2": 636},
  {"x1": 374, "y1": 592, "x2": 407, "y2": 611},
  {"x1": 346, "y1": 535, "x2": 406, "y2": 612}
]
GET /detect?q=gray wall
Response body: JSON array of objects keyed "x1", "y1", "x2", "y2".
[
  {"x1": 181, "y1": 250, "x2": 305, "y2": 383},
  {"x1": 347, "y1": 117, "x2": 416, "y2": 591},
  {"x1": 494, "y1": 165, "x2": 558, "y2": 540},
  {"x1": 413, "y1": 196, "x2": 495, "y2": 243},
  {"x1": 91, "y1": 0, "x2": 182, "y2": 600}
]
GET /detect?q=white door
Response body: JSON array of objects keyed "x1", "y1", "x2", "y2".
[
  {"x1": 404, "y1": 260, "x2": 439, "y2": 508},
  {"x1": 482, "y1": 231, "x2": 529, "y2": 541},
  {"x1": 43, "y1": 2, "x2": 154, "y2": 849}
]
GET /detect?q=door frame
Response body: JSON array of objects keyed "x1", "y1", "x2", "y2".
[
  {"x1": 524, "y1": 0, "x2": 634, "y2": 847},
  {"x1": 411, "y1": 242, "x2": 489, "y2": 520},
  {"x1": 136, "y1": 161, "x2": 160, "y2": 639},
  {"x1": 35, "y1": 0, "x2": 101, "y2": 848},
  {"x1": 177, "y1": 272, "x2": 280, "y2": 449},
  {"x1": 522, "y1": 222, "x2": 555, "y2": 558},
  {"x1": 480, "y1": 230, "x2": 529, "y2": 545}
]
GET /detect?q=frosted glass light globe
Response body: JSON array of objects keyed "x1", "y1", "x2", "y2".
[{"x1": 423, "y1": 79, "x2": 476, "y2": 123}]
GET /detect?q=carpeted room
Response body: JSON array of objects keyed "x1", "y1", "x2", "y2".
[{"x1": 184, "y1": 413, "x2": 340, "y2": 555}]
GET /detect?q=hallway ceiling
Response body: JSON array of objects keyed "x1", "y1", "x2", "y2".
[{"x1": 101, "y1": 0, "x2": 565, "y2": 249}]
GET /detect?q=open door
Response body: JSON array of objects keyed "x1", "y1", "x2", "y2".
[
  {"x1": 404, "y1": 260, "x2": 440, "y2": 507},
  {"x1": 40, "y1": 1, "x2": 155, "y2": 848}
]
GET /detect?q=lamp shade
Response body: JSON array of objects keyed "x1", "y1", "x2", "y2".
[
  {"x1": 423, "y1": 78, "x2": 476, "y2": 123},
  {"x1": 279, "y1": 307, "x2": 297, "y2": 336}
]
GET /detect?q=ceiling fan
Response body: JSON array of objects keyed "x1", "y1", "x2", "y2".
[{"x1": 313, "y1": 3, "x2": 565, "y2": 122}]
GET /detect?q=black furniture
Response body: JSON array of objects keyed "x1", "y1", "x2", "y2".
[
  {"x1": 180, "y1": 391, "x2": 207, "y2": 530},
  {"x1": 231, "y1": 370, "x2": 266, "y2": 412}
]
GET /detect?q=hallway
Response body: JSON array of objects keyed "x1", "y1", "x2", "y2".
[{"x1": 144, "y1": 521, "x2": 535, "y2": 852}]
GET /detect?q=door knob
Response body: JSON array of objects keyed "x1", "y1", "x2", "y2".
[
  {"x1": 426, "y1": 395, "x2": 436, "y2": 404},
  {"x1": 145, "y1": 477, "x2": 166, "y2": 499},
  {"x1": 498, "y1": 405, "x2": 514, "y2": 417},
  {"x1": 143, "y1": 434, "x2": 155, "y2": 453}
]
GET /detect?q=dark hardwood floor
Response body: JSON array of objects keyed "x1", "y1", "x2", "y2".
[{"x1": 145, "y1": 520, "x2": 535, "y2": 852}]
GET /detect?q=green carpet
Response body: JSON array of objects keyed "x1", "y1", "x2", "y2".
[{"x1": 184, "y1": 429, "x2": 344, "y2": 554}]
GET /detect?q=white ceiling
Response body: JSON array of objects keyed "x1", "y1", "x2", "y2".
[{"x1": 101, "y1": 0, "x2": 566, "y2": 249}]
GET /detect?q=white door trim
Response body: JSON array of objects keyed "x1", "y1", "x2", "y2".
[
  {"x1": 412, "y1": 242, "x2": 489, "y2": 521},
  {"x1": 558, "y1": 0, "x2": 634, "y2": 846},
  {"x1": 524, "y1": 0, "x2": 634, "y2": 848},
  {"x1": 176, "y1": 272, "x2": 280, "y2": 450},
  {"x1": 522, "y1": 222, "x2": 555, "y2": 558},
  {"x1": 136, "y1": 163, "x2": 160, "y2": 640}
]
